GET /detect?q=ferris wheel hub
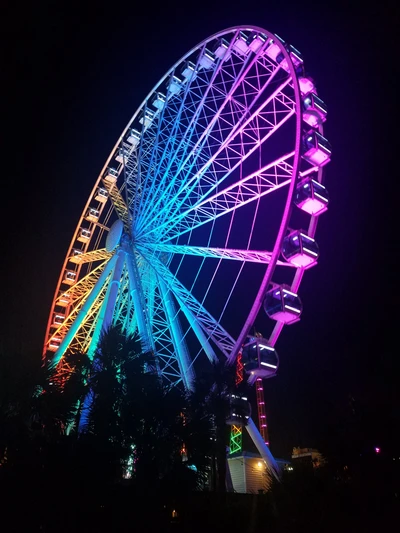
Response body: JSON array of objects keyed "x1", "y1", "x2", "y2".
[{"x1": 106, "y1": 219, "x2": 124, "y2": 252}]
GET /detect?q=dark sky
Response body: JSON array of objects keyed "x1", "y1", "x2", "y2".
[{"x1": 2, "y1": 1, "x2": 398, "y2": 457}]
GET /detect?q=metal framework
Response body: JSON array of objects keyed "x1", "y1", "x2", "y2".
[
  {"x1": 229, "y1": 352, "x2": 244, "y2": 454},
  {"x1": 43, "y1": 26, "x2": 329, "y2": 400},
  {"x1": 256, "y1": 378, "x2": 269, "y2": 446}
]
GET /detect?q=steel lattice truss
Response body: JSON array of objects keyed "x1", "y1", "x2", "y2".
[{"x1": 43, "y1": 26, "x2": 328, "y2": 391}]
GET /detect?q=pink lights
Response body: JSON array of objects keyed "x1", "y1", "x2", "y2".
[
  {"x1": 294, "y1": 177, "x2": 329, "y2": 216},
  {"x1": 302, "y1": 132, "x2": 332, "y2": 167}
]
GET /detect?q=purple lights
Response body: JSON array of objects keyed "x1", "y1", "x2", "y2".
[
  {"x1": 302, "y1": 131, "x2": 332, "y2": 167},
  {"x1": 282, "y1": 230, "x2": 320, "y2": 268},
  {"x1": 303, "y1": 93, "x2": 327, "y2": 128},
  {"x1": 294, "y1": 176, "x2": 329, "y2": 215},
  {"x1": 264, "y1": 286, "x2": 303, "y2": 324}
]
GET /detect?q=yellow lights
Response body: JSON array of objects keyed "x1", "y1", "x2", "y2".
[{"x1": 257, "y1": 461, "x2": 263, "y2": 468}]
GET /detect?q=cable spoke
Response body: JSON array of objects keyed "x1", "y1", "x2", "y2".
[
  {"x1": 141, "y1": 151, "x2": 294, "y2": 243},
  {"x1": 137, "y1": 75, "x2": 292, "y2": 236},
  {"x1": 139, "y1": 242, "x2": 295, "y2": 267},
  {"x1": 140, "y1": 249, "x2": 235, "y2": 358}
]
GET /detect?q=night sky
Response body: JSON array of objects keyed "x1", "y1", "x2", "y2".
[{"x1": 2, "y1": 1, "x2": 398, "y2": 457}]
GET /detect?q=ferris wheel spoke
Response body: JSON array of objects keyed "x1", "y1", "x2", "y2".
[
  {"x1": 102, "y1": 180, "x2": 131, "y2": 232},
  {"x1": 141, "y1": 151, "x2": 294, "y2": 243},
  {"x1": 139, "y1": 243, "x2": 295, "y2": 268},
  {"x1": 136, "y1": 42, "x2": 279, "y2": 232},
  {"x1": 113, "y1": 273, "x2": 131, "y2": 331},
  {"x1": 140, "y1": 249, "x2": 235, "y2": 358},
  {"x1": 48, "y1": 254, "x2": 119, "y2": 369},
  {"x1": 135, "y1": 33, "x2": 246, "y2": 224},
  {"x1": 53, "y1": 259, "x2": 110, "y2": 308},
  {"x1": 138, "y1": 81, "x2": 294, "y2": 236}
]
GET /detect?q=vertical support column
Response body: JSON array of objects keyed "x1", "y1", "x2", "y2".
[
  {"x1": 229, "y1": 352, "x2": 244, "y2": 454},
  {"x1": 256, "y1": 378, "x2": 270, "y2": 446}
]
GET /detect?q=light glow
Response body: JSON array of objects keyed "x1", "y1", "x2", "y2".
[{"x1": 260, "y1": 362, "x2": 277, "y2": 369}]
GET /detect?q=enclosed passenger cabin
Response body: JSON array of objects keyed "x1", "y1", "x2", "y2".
[
  {"x1": 85, "y1": 207, "x2": 99, "y2": 223},
  {"x1": 303, "y1": 93, "x2": 327, "y2": 128},
  {"x1": 95, "y1": 187, "x2": 108, "y2": 203},
  {"x1": 233, "y1": 31, "x2": 249, "y2": 56},
  {"x1": 103, "y1": 167, "x2": 119, "y2": 183},
  {"x1": 77, "y1": 227, "x2": 91, "y2": 243},
  {"x1": 53, "y1": 313, "x2": 65, "y2": 326},
  {"x1": 139, "y1": 109, "x2": 156, "y2": 128},
  {"x1": 181, "y1": 62, "x2": 197, "y2": 81},
  {"x1": 116, "y1": 145, "x2": 130, "y2": 164},
  {"x1": 277, "y1": 45, "x2": 303, "y2": 73},
  {"x1": 127, "y1": 128, "x2": 141, "y2": 147},
  {"x1": 299, "y1": 76, "x2": 315, "y2": 96},
  {"x1": 295, "y1": 176, "x2": 329, "y2": 215},
  {"x1": 241, "y1": 336, "x2": 279, "y2": 380},
  {"x1": 152, "y1": 92, "x2": 166, "y2": 110},
  {"x1": 226, "y1": 394, "x2": 251, "y2": 425},
  {"x1": 58, "y1": 293, "x2": 71, "y2": 307},
  {"x1": 64, "y1": 270, "x2": 77, "y2": 285},
  {"x1": 167, "y1": 75, "x2": 182, "y2": 96},
  {"x1": 247, "y1": 32, "x2": 267, "y2": 53},
  {"x1": 264, "y1": 34, "x2": 285, "y2": 62},
  {"x1": 282, "y1": 230, "x2": 319, "y2": 268},
  {"x1": 48, "y1": 337, "x2": 62, "y2": 351},
  {"x1": 213, "y1": 38, "x2": 231, "y2": 61},
  {"x1": 69, "y1": 248, "x2": 83, "y2": 263},
  {"x1": 199, "y1": 49, "x2": 215, "y2": 69},
  {"x1": 302, "y1": 131, "x2": 331, "y2": 167},
  {"x1": 264, "y1": 286, "x2": 303, "y2": 324}
]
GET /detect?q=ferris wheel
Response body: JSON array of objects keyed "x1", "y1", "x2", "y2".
[{"x1": 43, "y1": 26, "x2": 330, "y2": 393}]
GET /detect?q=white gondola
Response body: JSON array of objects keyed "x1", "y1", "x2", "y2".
[
  {"x1": 264, "y1": 286, "x2": 303, "y2": 324},
  {"x1": 77, "y1": 227, "x2": 91, "y2": 243},
  {"x1": 152, "y1": 92, "x2": 166, "y2": 110},
  {"x1": 85, "y1": 207, "x2": 100, "y2": 223},
  {"x1": 58, "y1": 293, "x2": 70, "y2": 307},
  {"x1": 241, "y1": 336, "x2": 279, "y2": 379},
  {"x1": 294, "y1": 176, "x2": 329, "y2": 215},
  {"x1": 213, "y1": 38, "x2": 231, "y2": 61},
  {"x1": 282, "y1": 230, "x2": 319, "y2": 268},
  {"x1": 233, "y1": 31, "x2": 249, "y2": 56},
  {"x1": 103, "y1": 167, "x2": 119, "y2": 183},
  {"x1": 139, "y1": 109, "x2": 156, "y2": 127},
  {"x1": 167, "y1": 75, "x2": 182, "y2": 96},
  {"x1": 53, "y1": 313, "x2": 65, "y2": 326},
  {"x1": 302, "y1": 131, "x2": 331, "y2": 167},
  {"x1": 95, "y1": 187, "x2": 108, "y2": 203},
  {"x1": 127, "y1": 128, "x2": 141, "y2": 147},
  {"x1": 303, "y1": 93, "x2": 327, "y2": 128},
  {"x1": 247, "y1": 32, "x2": 267, "y2": 53},
  {"x1": 199, "y1": 49, "x2": 215, "y2": 69},
  {"x1": 48, "y1": 337, "x2": 62, "y2": 351},
  {"x1": 64, "y1": 270, "x2": 76, "y2": 285},
  {"x1": 69, "y1": 248, "x2": 84, "y2": 263}
]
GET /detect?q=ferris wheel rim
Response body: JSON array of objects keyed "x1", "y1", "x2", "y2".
[{"x1": 43, "y1": 26, "x2": 327, "y2": 391}]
